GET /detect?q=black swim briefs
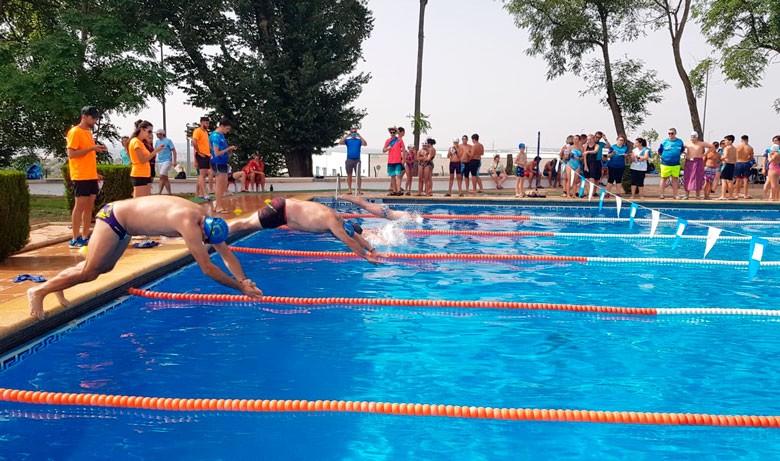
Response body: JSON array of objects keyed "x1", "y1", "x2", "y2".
[{"x1": 257, "y1": 197, "x2": 287, "y2": 229}]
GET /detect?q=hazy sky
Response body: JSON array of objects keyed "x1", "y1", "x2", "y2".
[{"x1": 115, "y1": 0, "x2": 779, "y2": 151}]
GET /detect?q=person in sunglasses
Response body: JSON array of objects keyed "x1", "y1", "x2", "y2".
[{"x1": 28, "y1": 196, "x2": 262, "y2": 320}]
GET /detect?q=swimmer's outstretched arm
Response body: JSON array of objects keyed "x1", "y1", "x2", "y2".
[
  {"x1": 182, "y1": 228, "x2": 263, "y2": 298},
  {"x1": 213, "y1": 243, "x2": 262, "y2": 294},
  {"x1": 329, "y1": 222, "x2": 380, "y2": 264}
]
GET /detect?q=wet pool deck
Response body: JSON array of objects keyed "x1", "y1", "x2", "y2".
[{"x1": 2, "y1": 185, "x2": 779, "y2": 353}]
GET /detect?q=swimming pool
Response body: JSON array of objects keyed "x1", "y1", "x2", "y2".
[{"x1": 2, "y1": 202, "x2": 780, "y2": 459}]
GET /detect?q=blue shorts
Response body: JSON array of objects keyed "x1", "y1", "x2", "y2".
[
  {"x1": 734, "y1": 162, "x2": 751, "y2": 178},
  {"x1": 516, "y1": 167, "x2": 525, "y2": 177},
  {"x1": 387, "y1": 163, "x2": 403, "y2": 177}
]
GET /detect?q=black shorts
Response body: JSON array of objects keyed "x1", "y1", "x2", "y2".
[
  {"x1": 130, "y1": 176, "x2": 152, "y2": 187},
  {"x1": 461, "y1": 162, "x2": 470, "y2": 178},
  {"x1": 468, "y1": 159, "x2": 480, "y2": 177},
  {"x1": 258, "y1": 197, "x2": 287, "y2": 229},
  {"x1": 607, "y1": 167, "x2": 625, "y2": 184},
  {"x1": 630, "y1": 169, "x2": 646, "y2": 187},
  {"x1": 73, "y1": 179, "x2": 99, "y2": 197},
  {"x1": 149, "y1": 159, "x2": 156, "y2": 178},
  {"x1": 448, "y1": 162, "x2": 462, "y2": 175},
  {"x1": 586, "y1": 155, "x2": 602, "y2": 180},
  {"x1": 212, "y1": 163, "x2": 229, "y2": 174},
  {"x1": 195, "y1": 153, "x2": 211, "y2": 170},
  {"x1": 721, "y1": 163, "x2": 735, "y2": 181}
]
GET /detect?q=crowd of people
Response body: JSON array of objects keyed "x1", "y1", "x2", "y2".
[
  {"x1": 340, "y1": 125, "x2": 780, "y2": 202},
  {"x1": 66, "y1": 108, "x2": 269, "y2": 249}
]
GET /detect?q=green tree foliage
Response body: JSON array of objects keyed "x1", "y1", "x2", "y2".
[
  {"x1": 698, "y1": 0, "x2": 780, "y2": 110},
  {"x1": 505, "y1": 0, "x2": 646, "y2": 137},
  {"x1": 582, "y1": 58, "x2": 669, "y2": 130},
  {"x1": 161, "y1": 0, "x2": 374, "y2": 177},
  {"x1": 0, "y1": 0, "x2": 168, "y2": 166}
]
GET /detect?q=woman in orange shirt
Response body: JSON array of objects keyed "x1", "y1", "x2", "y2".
[{"x1": 128, "y1": 120, "x2": 164, "y2": 197}]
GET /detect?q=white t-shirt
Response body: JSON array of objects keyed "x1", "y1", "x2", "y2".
[{"x1": 630, "y1": 147, "x2": 649, "y2": 171}]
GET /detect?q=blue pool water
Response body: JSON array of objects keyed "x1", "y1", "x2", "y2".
[{"x1": 2, "y1": 203, "x2": 780, "y2": 460}]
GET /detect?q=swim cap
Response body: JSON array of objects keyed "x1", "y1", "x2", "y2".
[
  {"x1": 518, "y1": 143, "x2": 526, "y2": 149},
  {"x1": 203, "y1": 217, "x2": 229, "y2": 244},
  {"x1": 771, "y1": 144, "x2": 779, "y2": 152},
  {"x1": 352, "y1": 223, "x2": 363, "y2": 235},
  {"x1": 343, "y1": 221, "x2": 362, "y2": 237}
]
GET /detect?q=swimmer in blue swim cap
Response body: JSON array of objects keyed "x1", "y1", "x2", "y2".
[
  {"x1": 230, "y1": 197, "x2": 381, "y2": 264},
  {"x1": 27, "y1": 196, "x2": 263, "y2": 321}
]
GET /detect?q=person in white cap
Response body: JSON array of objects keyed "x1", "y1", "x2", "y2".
[
  {"x1": 682, "y1": 131, "x2": 712, "y2": 199},
  {"x1": 154, "y1": 128, "x2": 178, "y2": 195},
  {"x1": 446, "y1": 138, "x2": 463, "y2": 196}
]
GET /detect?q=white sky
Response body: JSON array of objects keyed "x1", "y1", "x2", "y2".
[{"x1": 116, "y1": 0, "x2": 779, "y2": 152}]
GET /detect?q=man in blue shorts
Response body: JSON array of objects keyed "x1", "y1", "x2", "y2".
[
  {"x1": 230, "y1": 197, "x2": 381, "y2": 264},
  {"x1": 28, "y1": 196, "x2": 262, "y2": 320},
  {"x1": 339, "y1": 125, "x2": 367, "y2": 195},
  {"x1": 209, "y1": 118, "x2": 237, "y2": 213}
]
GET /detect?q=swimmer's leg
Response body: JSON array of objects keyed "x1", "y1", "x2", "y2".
[{"x1": 339, "y1": 194, "x2": 388, "y2": 218}]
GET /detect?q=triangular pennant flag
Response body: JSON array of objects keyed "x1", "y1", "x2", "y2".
[
  {"x1": 615, "y1": 195, "x2": 623, "y2": 218},
  {"x1": 703, "y1": 227, "x2": 722, "y2": 259},
  {"x1": 629, "y1": 203, "x2": 639, "y2": 229},
  {"x1": 649, "y1": 210, "x2": 661, "y2": 237},
  {"x1": 672, "y1": 218, "x2": 688, "y2": 249},
  {"x1": 579, "y1": 177, "x2": 585, "y2": 197},
  {"x1": 598, "y1": 189, "x2": 606, "y2": 211},
  {"x1": 570, "y1": 166, "x2": 575, "y2": 186},
  {"x1": 748, "y1": 236, "x2": 768, "y2": 280}
]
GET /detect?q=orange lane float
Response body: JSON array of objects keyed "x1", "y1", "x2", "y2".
[
  {"x1": 228, "y1": 247, "x2": 587, "y2": 263},
  {"x1": 340, "y1": 213, "x2": 531, "y2": 221},
  {"x1": 0, "y1": 388, "x2": 777, "y2": 428},
  {"x1": 129, "y1": 288, "x2": 656, "y2": 315}
]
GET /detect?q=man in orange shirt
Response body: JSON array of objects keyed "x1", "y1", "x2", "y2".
[
  {"x1": 66, "y1": 106, "x2": 107, "y2": 248},
  {"x1": 191, "y1": 116, "x2": 212, "y2": 200}
]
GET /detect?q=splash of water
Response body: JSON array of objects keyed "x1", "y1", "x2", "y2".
[{"x1": 366, "y1": 222, "x2": 408, "y2": 247}]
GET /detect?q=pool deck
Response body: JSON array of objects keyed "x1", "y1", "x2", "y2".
[{"x1": 2, "y1": 185, "x2": 779, "y2": 354}]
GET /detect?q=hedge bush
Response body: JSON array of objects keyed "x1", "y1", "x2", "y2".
[
  {"x1": 0, "y1": 170, "x2": 31, "y2": 260},
  {"x1": 62, "y1": 165, "x2": 134, "y2": 214}
]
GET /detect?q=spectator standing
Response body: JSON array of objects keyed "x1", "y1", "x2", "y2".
[
  {"x1": 403, "y1": 145, "x2": 417, "y2": 196},
  {"x1": 128, "y1": 120, "x2": 164, "y2": 198},
  {"x1": 559, "y1": 135, "x2": 574, "y2": 197},
  {"x1": 703, "y1": 142, "x2": 722, "y2": 200},
  {"x1": 192, "y1": 116, "x2": 212, "y2": 200},
  {"x1": 605, "y1": 135, "x2": 628, "y2": 196},
  {"x1": 458, "y1": 135, "x2": 472, "y2": 195},
  {"x1": 657, "y1": 128, "x2": 685, "y2": 199},
  {"x1": 514, "y1": 144, "x2": 527, "y2": 198},
  {"x1": 446, "y1": 138, "x2": 462, "y2": 196},
  {"x1": 66, "y1": 106, "x2": 107, "y2": 248},
  {"x1": 766, "y1": 144, "x2": 780, "y2": 201},
  {"x1": 209, "y1": 118, "x2": 237, "y2": 213},
  {"x1": 629, "y1": 138, "x2": 650, "y2": 199},
  {"x1": 734, "y1": 135, "x2": 755, "y2": 198},
  {"x1": 339, "y1": 125, "x2": 366, "y2": 195},
  {"x1": 470, "y1": 134, "x2": 485, "y2": 193},
  {"x1": 719, "y1": 135, "x2": 737, "y2": 200},
  {"x1": 763, "y1": 135, "x2": 780, "y2": 199},
  {"x1": 154, "y1": 129, "x2": 177, "y2": 195},
  {"x1": 383, "y1": 126, "x2": 404, "y2": 196},
  {"x1": 683, "y1": 132, "x2": 710, "y2": 199},
  {"x1": 119, "y1": 136, "x2": 130, "y2": 165}
]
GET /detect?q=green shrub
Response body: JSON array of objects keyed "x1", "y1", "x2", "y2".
[
  {"x1": 0, "y1": 170, "x2": 31, "y2": 260},
  {"x1": 62, "y1": 164, "x2": 134, "y2": 214}
]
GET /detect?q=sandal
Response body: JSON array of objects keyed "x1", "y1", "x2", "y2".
[
  {"x1": 133, "y1": 240, "x2": 159, "y2": 249},
  {"x1": 444, "y1": 193, "x2": 451, "y2": 197}
]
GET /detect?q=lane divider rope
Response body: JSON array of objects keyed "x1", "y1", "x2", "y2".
[
  {"x1": 341, "y1": 213, "x2": 780, "y2": 226},
  {"x1": 128, "y1": 288, "x2": 780, "y2": 317},
  {"x1": 400, "y1": 229, "x2": 780, "y2": 241},
  {"x1": 228, "y1": 247, "x2": 780, "y2": 266},
  {"x1": 1, "y1": 388, "x2": 778, "y2": 428}
]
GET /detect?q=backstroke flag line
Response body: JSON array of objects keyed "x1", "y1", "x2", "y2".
[
  {"x1": 579, "y1": 177, "x2": 585, "y2": 197},
  {"x1": 649, "y1": 210, "x2": 661, "y2": 237},
  {"x1": 748, "y1": 236, "x2": 768, "y2": 280},
  {"x1": 588, "y1": 182, "x2": 595, "y2": 202},
  {"x1": 598, "y1": 189, "x2": 606, "y2": 211},
  {"x1": 615, "y1": 196, "x2": 623, "y2": 218},
  {"x1": 704, "y1": 227, "x2": 722, "y2": 259}
]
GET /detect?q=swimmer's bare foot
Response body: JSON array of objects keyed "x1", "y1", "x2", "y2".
[
  {"x1": 55, "y1": 291, "x2": 71, "y2": 307},
  {"x1": 28, "y1": 288, "x2": 45, "y2": 320}
]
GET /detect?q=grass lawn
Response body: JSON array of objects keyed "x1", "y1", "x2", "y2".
[{"x1": 29, "y1": 195, "x2": 70, "y2": 225}]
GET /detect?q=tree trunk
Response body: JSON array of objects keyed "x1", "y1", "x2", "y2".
[
  {"x1": 597, "y1": 8, "x2": 626, "y2": 137},
  {"x1": 284, "y1": 148, "x2": 313, "y2": 177},
  {"x1": 670, "y1": 0, "x2": 702, "y2": 136},
  {"x1": 413, "y1": 0, "x2": 427, "y2": 150}
]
